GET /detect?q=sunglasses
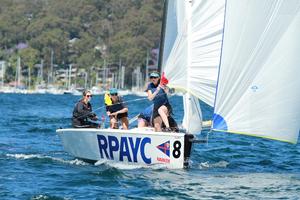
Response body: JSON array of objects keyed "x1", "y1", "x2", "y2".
[
  {"x1": 110, "y1": 93, "x2": 118, "y2": 96},
  {"x1": 86, "y1": 95, "x2": 92, "y2": 98},
  {"x1": 150, "y1": 76, "x2": 158, "y2": 79}
]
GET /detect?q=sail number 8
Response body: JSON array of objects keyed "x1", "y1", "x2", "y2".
[{"x1": 173, "y1": 141, "x2": 181, "y2": 158}]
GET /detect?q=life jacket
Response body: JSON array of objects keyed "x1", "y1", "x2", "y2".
[{"x1": 104, "y1": 92, "x2": 112, "y2": 106}]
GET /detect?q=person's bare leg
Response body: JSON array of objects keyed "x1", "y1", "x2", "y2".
[
  {"x1": 138, "y1": 118, "x2": 147, "y2": 128},
  {"x1": 121, "y1": 117, "x2": 129, "y2": 130},
  {"x1": 158, "y1": 105, "x2": 169, "y2": 128},
  {"x1": 110, "y1": 117, "x2": 118, "y2": 129},
  {"x1": 153, "y1": 116, "x2": 162, "y2": 132}
]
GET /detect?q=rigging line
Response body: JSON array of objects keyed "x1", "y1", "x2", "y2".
[
  {"x1": 206, "y1": 130, "x2": 211, "y2": 145},
  {"x1": 100, "y1": 91, "x2": 176, "y2": 111},
  {"x1": 75, "y1": 91, "x2": 175, "y2": 120},
  {"x1": 109, "y1": 91, "x2": 176, "y2": 118},
  {"x1": 119, "y1": 93, "x2": 177, "y2": 129}
]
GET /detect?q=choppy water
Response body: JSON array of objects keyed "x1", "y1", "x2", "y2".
[{"x1": 0, "y1": 93, "x2": 299, "y2": 200}]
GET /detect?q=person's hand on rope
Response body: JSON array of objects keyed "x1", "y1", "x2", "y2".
[
  {"x1": 90, "y1": 113, "x2": 98, "y2": 121},
  {"x1": 92, "y1": 115, "x2": 98, "y2": 121},
  {"x1": 111, "y1": 112, "x2": 119, "y2": 117}
]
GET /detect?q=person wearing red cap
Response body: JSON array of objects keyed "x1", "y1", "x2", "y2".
[{"x1": 146, "y1": 72, "x2": 172, "y2": 132}]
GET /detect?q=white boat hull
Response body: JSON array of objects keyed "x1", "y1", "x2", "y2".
[{"x1": 56, "y1": 128, "x2": 193, "y2": 169}]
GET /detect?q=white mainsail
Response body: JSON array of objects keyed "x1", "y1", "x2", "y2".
[
  {"x1": 161, "y1": 0, "x2": 225, "y2": 134},
  {"x1": 213, "y1": 0, "x2": 300, "y2": 144},
  {"x1": 162, "y1": 0, "x2": 225, "y2": 107}
]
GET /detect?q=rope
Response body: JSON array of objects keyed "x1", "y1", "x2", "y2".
[
  {"x1": 75, "y1": 92, "x2": 174, "y2": 121},
  {"x1": 205, "y1": 130, "x2": 211, "y2": 145}
]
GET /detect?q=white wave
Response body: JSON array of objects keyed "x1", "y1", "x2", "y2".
[
  {"x1": 66, "y1": 159, "x2": 89, "y2": 166},
  {"x1": 94, "y1": 159, "x2": 167, "y2": 170},
  {"x1": 199, "y1": 161, "x2": 210, "y2": 169},
  {"x1": 6, "y1": 153, "x2": 44, "y2": 160},
  {"x1": 7, "y1": 154, "x2": 168, "y2": 170},
  {"x1": 31, "y1": 195, "x2": 49, "y2": 200},
  {"x1": 6, "y1": 153, "x2": 88, "y2": 166},
  {"x1": 31, "y1": 194, "x2": 71, "y2": 200},
  {"x1": 199, "y1": 161, "x2": 229, "y2": 169},
  {"x1": 105, "y1": 162, "x2": 146, "y2": 170},
  {"x1": 94, "y1": 159, "x2": 109, "y2": 166}
]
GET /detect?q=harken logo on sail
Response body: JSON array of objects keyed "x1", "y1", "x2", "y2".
[{"x1": 156, "y1": 141, "x2": 170, "y2": 157}]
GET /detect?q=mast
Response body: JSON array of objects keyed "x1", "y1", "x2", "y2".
[
  {"x1": 15, "y1": 57, "x2": 21, "y2": 89},
  {"x1": 28, "y1": 67, "x2": 31, "y2": 89},
  {"x1": 68, "y1": 64, "x2": 72, "y2": 90},
  {"x1": 50, "y1": 49, "x2": 54, "y2": 84},
  {"x1": 103, "y1": 59, "x2": 106, "y2": 90},
  {"x1": 0, "y1": 61, "x2": 5, "y2": 89},
  {"x1": 121, "y1": 65, "x2": 125, "y2": 89},
  {"x1": 145, "y1": 50, "x2": 149, "y2": 83},
  {"x1": 157, "y1": 0, "x2": 169, "y2": 73},
  {"x1": 84, "y1": 72, "x2": 87, "y2": 89},
  {"x1": 118, "y1": 58, "x2": 122, "y2": 88},
  {"x1": 40, "y1": 59, "x2": 44, "y2": 83}
]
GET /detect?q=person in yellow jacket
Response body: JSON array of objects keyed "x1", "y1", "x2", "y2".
[{"x1": 104, "y1": 88, "x2": 129, "y2": 129}]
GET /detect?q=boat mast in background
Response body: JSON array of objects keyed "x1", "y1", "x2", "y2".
[
  {"x1": 0, "y1": 61, "x2": 5, "y2": 89},
  {"x1": 15, "y1": 57, "x2": 21, "y2": 89}
]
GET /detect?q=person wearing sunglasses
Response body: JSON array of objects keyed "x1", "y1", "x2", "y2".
[
  {"x1": 72, "y1": 90, "x2": 99, "y2": 128},
  {"x1": 105, "y1": 88, "x2": 129, "y2": 129},
  {"x1": 146, "y1": 72, "x2": 172, "y2": 132}
]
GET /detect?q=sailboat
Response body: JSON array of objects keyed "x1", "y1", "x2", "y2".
[
  {"x1": 162, "y1": 0, "x2": 300, "y2": 144},
  {"x1": 63, "y1": 64, "x2": 81, "y2": 95},
  {"x1": 57, "y1": 0, "x2": 300, "y2": 169}
]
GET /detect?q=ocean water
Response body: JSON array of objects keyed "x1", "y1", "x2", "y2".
[{"x1": 0, "y1": 93, "x2": 299, "y2": 200}]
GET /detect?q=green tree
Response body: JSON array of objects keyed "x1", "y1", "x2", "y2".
[
  {"x1": 19, "y1": 47, "x2": 39, "y2": 89},
  {"x1": 0, "y1": 0, "x2": 164, "y2": 87}
]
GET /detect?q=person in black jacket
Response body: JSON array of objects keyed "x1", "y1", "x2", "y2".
[{"x1": 72, "y1": 90, "x2": 98, "y2": 128}]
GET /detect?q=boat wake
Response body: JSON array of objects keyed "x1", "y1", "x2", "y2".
[
  {"x1": 6, "y1": 153, "x2": 168, "y2": 169},
  {"x1": 94, "y1": 160, "x2": 168, "y2": 170},
  {"x1": 31, "y1": 194, "x2": 68, "y2": 200},
  {"x1": 198, "y1": 161, "x2": 229, "y2": 169},
  {"x1": 5, "y1": 153, "x2": 88, "y2": 166}
]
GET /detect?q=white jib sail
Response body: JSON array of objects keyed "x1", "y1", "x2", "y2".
[
  {"x1": 162, "y1": 0, "x2": 225, "y2": 107},
  {"x1": 213, "y1": 0, "x2": 300, "y2": 143},
  {"x1": 182, "y1": 93, "x2": 203, "y2": 134},
  {"x1": 161, "y1": 0, "x2": 225, "y2": 134}
]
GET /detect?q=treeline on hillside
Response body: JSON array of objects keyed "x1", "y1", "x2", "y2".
[{"x1": 0, "y1": 0, "x2": 163, "y2": 87}]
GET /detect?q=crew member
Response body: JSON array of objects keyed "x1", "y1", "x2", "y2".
[
  {"x1": 138, "y1": 104, "x2": 179, "y2": 132},
  {"x1": 72, "y1": 90, "x2": 98, "y2": 128},
  {"x1": 105, "y1": 88, "x2": 129, "y2": 129},
  {"x1": 146, "y1": 72, "x2": 172, "y2": 132}
]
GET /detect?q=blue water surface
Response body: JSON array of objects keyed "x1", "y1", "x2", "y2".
[{"x1": 0, "y1": 93, "x2": 299, "y2": 200}]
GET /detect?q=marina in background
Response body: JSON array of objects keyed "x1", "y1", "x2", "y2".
[{"x1": 0, "y1": 50, "x2": 159, "y2": 95}]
